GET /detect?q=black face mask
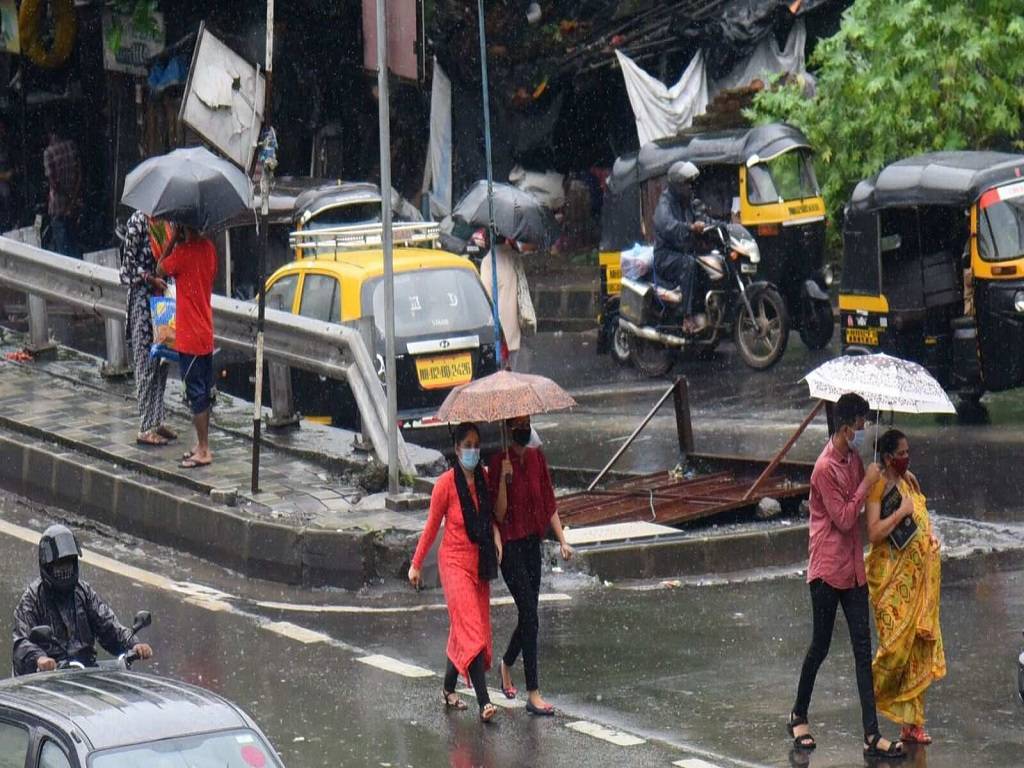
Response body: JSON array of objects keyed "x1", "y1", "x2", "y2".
[{"x1": 511, "y1": 428, "x2": 532, "y2": 447}]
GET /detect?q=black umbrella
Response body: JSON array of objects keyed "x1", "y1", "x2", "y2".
[
  {"x1": 121, "y1": 146, "x2": 252, "y2": 232},
  {"x1": 451, "y1": 180, "x2": 558, "y2": 249}
]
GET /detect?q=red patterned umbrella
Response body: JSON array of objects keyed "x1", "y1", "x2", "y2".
[{"x1": 435, "y1": 370, "x2": 577, "y2": 423}]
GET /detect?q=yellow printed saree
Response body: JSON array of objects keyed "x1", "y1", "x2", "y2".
[{"x1": 866, "y1": 478, "x2": 946, "y2": 726}]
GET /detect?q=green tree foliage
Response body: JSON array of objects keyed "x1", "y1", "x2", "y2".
[{"x1": 746, "y1": 0, "x2": 1024, "y2": 225}]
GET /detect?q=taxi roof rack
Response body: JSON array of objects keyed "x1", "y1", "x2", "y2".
[{"x1": 289, "y1": 221, "x2": 441, "y2": 255}]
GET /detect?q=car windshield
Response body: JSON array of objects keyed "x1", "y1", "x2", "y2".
[
  {"x1": 369, "y1": 268, "x2": 493, "y2": 340},
  {"x1": 305, "y1": 202, "x2": 382, "y2": 230},
  {"x1": 747, "y1": 148, "x2": 820, "y2": 204},
  {"x1": 88, "y1": 729, "x2": 282, "y2": 768},
  {"x1": 978, "y1": 183, "x2": 1024, "y2": 262}
]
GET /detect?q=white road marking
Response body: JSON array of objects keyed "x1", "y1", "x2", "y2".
[
  {"x1": 565, "y1": 720, "x2": 645, "y2": 746},
  {"x1": 674, "y1": 759, "x2": 722, "y2": 768},
  {"x1": 356, "y1": 654, "x2": 434, "y2": 678},
  {"x1": 456, "y1": 688, "x2": 526, "y2": 709},
  {"x1": 256, "y1": 593, "x2": 572, "y2": 614},
  {"x1": 262, "y1": 621, "x2": 332, "y2": 644}
]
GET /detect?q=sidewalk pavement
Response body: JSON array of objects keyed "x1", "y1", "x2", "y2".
[{"x1": 0, "y1": 334, "x2": 446, "y2": 587}]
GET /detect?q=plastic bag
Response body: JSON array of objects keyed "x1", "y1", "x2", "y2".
[
  {"x1": 149, "y1": 294, "x2": 179, "y2": 362},
  {"x1": 620, "y1": 243, "x2": 654, "y2": 280}
]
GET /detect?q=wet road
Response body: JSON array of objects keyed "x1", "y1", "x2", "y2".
[{"x1": 0, "y1": 490, "x2": 1022, "y2": 768}]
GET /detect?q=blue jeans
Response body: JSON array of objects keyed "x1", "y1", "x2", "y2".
[{"x1": 50, "y1": 216, "x2": 81, "y2": 259}]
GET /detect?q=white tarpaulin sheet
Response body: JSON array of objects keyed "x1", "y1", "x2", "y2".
[
  {"x1": 617, "y1": 21, "x2": 807, "y2": 146},
  {"x1": 422, "y1": 58, "x2": 452, "y2": 218},
  {"x1": 616, "y1": 49, "x2": 708, "y2": 146}
]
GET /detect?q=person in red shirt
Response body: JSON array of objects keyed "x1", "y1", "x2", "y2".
[
  {"x1": 487, "y1": 415, "x2": 573, "y2": 716},
  {"x1": 157, "y1": 226, "x2": 217, "y2": 469},
  {"x1": 789, "y1": 393, "x2": 905, "y2": 760}
]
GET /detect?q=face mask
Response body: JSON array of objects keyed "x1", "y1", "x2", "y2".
[
  {"x1": 849, "y1": 429, "x2": 865, "y2": 450},
  {"x1": 511, "y1": 428, "x2": 532, "y2": 447},
  {"x1": 890, "y1": 456, "x2": 910, "y2": 476},
  {"x1": 458, "y1": 448, "x2": 480, "y2": 471}
]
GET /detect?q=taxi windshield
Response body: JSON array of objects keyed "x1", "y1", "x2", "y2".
[
  {"x1": 978, "y1": 183, "x2": 1024, "y2": 262},
  {"x1": 747, "y1": 148, "x2": 820, "y2": 204},
  {"x1": 89, "y1": 729, "x2": 282, "y2": 768},
  {"x1": 305, "y1": 202, "x2": 381, "y2": 230},
  {"x1": 368, "y1": 268, "x2": 493, "y2": 340}
]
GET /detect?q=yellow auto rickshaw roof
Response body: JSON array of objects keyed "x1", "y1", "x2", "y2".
[{"x1": 270, "y1": 246, "x2": 477, "y2": 283}]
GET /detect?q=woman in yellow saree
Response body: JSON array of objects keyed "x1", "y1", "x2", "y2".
[{"x1": 865, "y1": 429, "x2": 946, "y2": 744}]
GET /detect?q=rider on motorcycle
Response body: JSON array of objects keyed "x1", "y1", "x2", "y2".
[
  {"x1": 12, "y1": 525, "x2": 153, "y2": 675},
  {"x1": 653, "y1": 160, "x2": 715, "y2": 334}
]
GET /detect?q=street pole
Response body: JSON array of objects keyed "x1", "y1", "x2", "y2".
[
  {"x1": 376, "y1": 0, "x2": 400, "y2": 495},
  {"x1": 251, "y1": 0, "x2": 275, "y2": 494},
  {"x1": 477, "y1": 0, "x2": 502, "y2": 368}
]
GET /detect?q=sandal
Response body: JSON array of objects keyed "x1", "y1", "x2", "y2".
[
  {"x1": 442, "y1": 690, "x2": 467, "y2": 711},
  {"x1": 180, "y1": 456, "x2": 212, "y2": 469},
  {"x1": 787, "y1": 713, "x2": 816, "y2": 751},
  {"x1": 136, "y1": 431, "x2": 169, "y2": 446},
  {"x1": 864, "y1": 733, "x2": 905, "y2": 759},
  {"x1": 900, "y1": 725, "x2": 932, "y2": 744},
  {"x1": 156, "y1": 425, "x2": 178, "y2": 441},
  {"x1": 525, "y1": 701, "x2": 555, "y2": 716},
  {"x1": 479, "y1": 702, "x2": 498, "y2": 722}
]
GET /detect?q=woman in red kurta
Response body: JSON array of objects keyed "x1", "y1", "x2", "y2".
[{"x1": 409, "y1": 422, "x2": 505, "y2": 722}]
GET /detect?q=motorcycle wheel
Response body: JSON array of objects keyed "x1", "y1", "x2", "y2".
[
  {"x1": 734, "y1": 286, "x2": 789, "y2": 370},
  {"x1": 611, "y1": 322, "x2": 632, "y2": 366},
  {"x1": 629, "y1": 337, "x2": 675, "y2": 378},
  {"x1": 799, "y1": 300, "x2": 835, "y2": 350}
]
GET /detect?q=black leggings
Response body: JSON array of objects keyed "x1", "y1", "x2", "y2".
[
  {"x1": 444, "y1": 652, "x2": 490, "y2": 709},
  {"x1": 501, "y1": 535, "x2": 542, "y2": 691},
  {"x1": 793, "y1": 579, "x2": 879, "y2": 737}
]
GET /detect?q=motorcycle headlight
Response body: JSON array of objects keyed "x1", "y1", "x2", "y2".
[
  {"x1": 731, "y1": 237, "x2": 760, "y2": 263},
  {"x1": 822, "y1": 264, "x2": 835, "y2": 287},
  {"x1": 1014, "y1": 291, "x2": 1024, "y2": 314}
]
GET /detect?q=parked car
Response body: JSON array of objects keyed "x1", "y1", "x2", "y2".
[{"x1": 0, "y1": 668, "x2": 284, "y2": 767}]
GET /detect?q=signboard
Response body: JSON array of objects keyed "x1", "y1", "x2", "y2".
[
  {"x1": 179, "y1": 24, "x2": 265, "y2": 172},
  {"x1": 0, "y1": 0, "x2": 19, "y2": 55},
  {"x1": 102, "y1": 10, "x2": 166, "y2": 75},
  {"x1": 362, "y1": 0, "x2": 421, "y2": 81}
]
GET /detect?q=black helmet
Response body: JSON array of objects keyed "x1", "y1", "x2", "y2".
[{"x1": 39, "y1": 525, "x2": 81, "y2": 593}]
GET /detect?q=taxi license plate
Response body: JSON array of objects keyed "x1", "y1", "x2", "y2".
[
  {"x1": 845, "y1": 328, "x2": 879, "y2": 346},
  {"x1": 415, "y1": 353, "x2": 473, "y2": 389}
]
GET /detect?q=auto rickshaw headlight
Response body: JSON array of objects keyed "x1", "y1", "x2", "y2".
[
  {"x1": 1015, "y1": 291, "x2": 1024, "y2": 314},
  {"x1": 822, "y1": 265, "x2": 835, "y2": 287}
]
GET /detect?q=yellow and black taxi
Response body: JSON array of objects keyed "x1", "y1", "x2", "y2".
[
  {"x1": 0, "y1": 668, "x2": 284, "y2": 766},
  {"x1": 841, "y1": 151, "x2": 1024, "y2": 401},
  {"x1": 599, "y1": 123, "x2": 833, "y2": 363},
  {"x1": 264, "y1": 224, "x2": 497, "y2": 428}
]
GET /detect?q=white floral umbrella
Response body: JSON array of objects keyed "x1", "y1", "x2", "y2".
[{"x1": 803, "y1": 353, "x2": 956, "y2": 415}]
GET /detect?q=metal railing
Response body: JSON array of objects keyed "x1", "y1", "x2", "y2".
[
  {"x1": 0, "y1": 233, "x2": 414, "y2": 475},
  {"x1": 289, "y1": 221, "x2": 441, "y2": 254}
]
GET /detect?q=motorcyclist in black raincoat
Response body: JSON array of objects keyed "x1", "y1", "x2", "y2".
[
  {"x1": 12, "y1": 525, "x2": 153, "y2": 675},
  {"x1": 653, "y1": 160, "x2": 714, "y2": 333}
]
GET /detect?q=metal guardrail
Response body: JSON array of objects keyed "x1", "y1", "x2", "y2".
[{"x1": 0, "y1": 233, "x2": 414, "y2": 475}]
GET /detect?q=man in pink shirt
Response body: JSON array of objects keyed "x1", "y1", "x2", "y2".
[{"x1": 788, "y1": 393, "x2": 905, "y2": 759}]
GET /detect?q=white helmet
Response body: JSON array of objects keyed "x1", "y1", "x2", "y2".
[{"x1": 667, "y1": 160, "x2": 700, "y2": 184}]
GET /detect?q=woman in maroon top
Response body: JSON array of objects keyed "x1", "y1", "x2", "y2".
[
  {"x1": 409, "y1": 423, "x2": 505, "y2": 722},
  {"x1": 488, "y1": 415, "x2": 573, "y2": 715}
]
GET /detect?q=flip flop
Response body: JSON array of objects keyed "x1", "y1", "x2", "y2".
[
  {"x1": 136, "y1": 432, "x2": 169, "y2": 446},
  {"x1": 179, "y1": 457, "x2": 212, "y2": 469},
  {"x1": 479, "y1": 703, "x2": 498, "y2": 723},
  {"x1": 499, "y1": 662, "x2": 517, "y2": 699},
  {"x1": 156, "y1": 425, "x2": 179, "y2": 440},
  {"x1": 525, "y1": 702, "x2": 555, "y2": 716}
]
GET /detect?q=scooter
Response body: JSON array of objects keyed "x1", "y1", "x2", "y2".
[
  {"x1": 617, "y1": 223, "x2": 790, "y2": 376},
  {"x1": 27, "y1": 610, "x2": 152, "y2": 672}
]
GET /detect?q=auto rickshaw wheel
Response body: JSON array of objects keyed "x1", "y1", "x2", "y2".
[
  {"x1": 629, "y1": 337, "x2": 675, "y2": 378},
  {"x1": 799, "y1": 300, "x2": 835, "y2": 350},
  {"x1": 734, "y1": 286, "x2": 789, "y2": 370}
]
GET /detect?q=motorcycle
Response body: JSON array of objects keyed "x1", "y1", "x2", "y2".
[
  {"x1": 26, "y1": 610, "x2": 152, "y2": 672},
  {"x1": 617, "y1": 223, "x2": 790, "y2": 376}
]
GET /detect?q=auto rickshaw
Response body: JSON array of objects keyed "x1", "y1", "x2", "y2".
[
  {"x1": 597, "y1": 123, "x2": 833, "y2": 364},
  {"x1": 840, "y1": 151, "x2": 1024, "y2": 402}
]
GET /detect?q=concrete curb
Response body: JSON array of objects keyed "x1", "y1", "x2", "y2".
[
  {"x1": 0, "y1": 425, "x2": 410, "y2": 589},
  {"x1": 571, "y1": 523, "x2": 810, "y2": 582}
]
